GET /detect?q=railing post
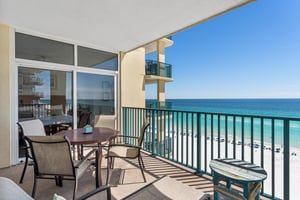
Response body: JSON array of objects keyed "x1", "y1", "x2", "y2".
[
  {"x1": 195, "y1": 113, "x2": 202, "y2": 175},
  {"x1": 283, "y1": 119, "x2": 290, "y2": 200},
  {"x1": 151, "y1": 109, "x2": 156, "y2": 157}
]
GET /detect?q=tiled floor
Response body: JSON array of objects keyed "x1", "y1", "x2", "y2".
[{"x1": 0, "y1": 151, "x2": 271, "y2": 200}]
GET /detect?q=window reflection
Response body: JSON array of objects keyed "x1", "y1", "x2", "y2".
[
  {"x1": 15, "y1": 33, "x2": 74, "y2": 65},
  {"x1": 77, "y1": 46, "x2": 118, "y2": 70},
  {"x1": 18, "y1": 67, "x2": 73, "y2": 133},
  {"x1": 77, "y1": 73, "x2": 115, "y2": 120}
]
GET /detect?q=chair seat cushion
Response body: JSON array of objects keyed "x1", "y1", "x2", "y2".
[{"x1": 109, "y1": 145, "x2": 139, "y2": 158}]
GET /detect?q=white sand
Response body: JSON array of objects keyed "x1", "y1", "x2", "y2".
[{"x1": 170, "y1": 135, "x2": 300, "y2": 199}]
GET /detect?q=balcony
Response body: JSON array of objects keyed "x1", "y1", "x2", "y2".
[
  {"x1": 3, "y1": 106, "x2": 296, "y2": 199},
  {"x1": 2, "y1": 106, "x2": 279, "y2": 200},
  {"x1": 122, "y1": 107, "x2": 300, "y2": 200},
  {"x1": 145, "y1": 60, "x2": 173, "y2": 84},
  {"x1": 146, "y1": 100, "x2": 172, "y2": 109}
]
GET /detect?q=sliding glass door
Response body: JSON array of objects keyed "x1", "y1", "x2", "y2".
[
  {"x1": 77, "y1": 72, "x2": 115, "y2": 123},
  {"x1": 18, "y1": 67, "x2": 73, "y2": 156},
  {"x1": 15, "y1": 32, "x2": 118, "y2": 160}
]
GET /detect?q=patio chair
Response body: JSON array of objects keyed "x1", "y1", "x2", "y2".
[
  {"x1": 78, "y1": 111, "x2": 92, "y2": 128},
  {"x1": 93, "y1": 115, "x2": 115, "y2": 129},
  {"x1": 80, "y1": 115, "x2": 114, "y2": 151},
  {"x1": 51, "y1": 104, "x2": 64, "y2": 116},
  {"x1": 17, "y1": 119, "x2": 46, "y2": 184},
  {"x1": 106, "y1": 119, "x2": 150, "y2": 184},
  {"x1": 24, "y1": 135, "x2": 110, "y2": 200}
]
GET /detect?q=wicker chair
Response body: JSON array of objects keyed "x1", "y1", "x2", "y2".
[
  {"x1": 24, "y1": 135, "x2": 110, "y2": 200},
  {"x1": 17, "y1": 119, "x2": 46, "y2": 184},
  {"x1": 106, "y1": 119, "x2": 150, "y2": 184}
]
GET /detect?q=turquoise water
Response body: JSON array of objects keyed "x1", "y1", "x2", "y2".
[
  {"x1": 168, "y1": 98, "x2": 300, "y2": 118},
  {"x1": 148, "y1": 99, "x2": 300, "y2": 148}
]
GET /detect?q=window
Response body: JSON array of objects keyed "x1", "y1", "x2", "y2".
[
  {"x1": 77, "y1": 73, "x2": 115, "y2": 118},
  {"x1": 77, "y1": 46, "x2": 118, "y2": 70},
  {"x1": 18, "y1": 67, "x2": 73, "y2": 132},
  {"x1": 15, "y1": 33, "x2": 74, "y2": 65},
  {"x1": 15, "y1": 32, "x2": 118, "y2": 159}
]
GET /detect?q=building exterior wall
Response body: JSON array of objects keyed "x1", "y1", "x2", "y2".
[
  {"x1": 120, "y1": 48, "x2": 146, "y2": 108},
  {"x1": 0, "y1": 24, "x2": 12, "y2": 168},
  {"x1": 0, "y1": 25, "x2": 149, "y2": 168}
]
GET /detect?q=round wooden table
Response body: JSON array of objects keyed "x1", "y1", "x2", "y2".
[
  {"x1": 57, "y1": 127, "x2": 118, "y2": 186},
  {"x1": 210, "y1": 158, "x2": 267, "y2": 200},
  {"x1": 58, "y1": 127, "x2": 118, "y2": 145}
]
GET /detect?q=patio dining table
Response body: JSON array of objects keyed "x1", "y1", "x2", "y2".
[{"x1": 56, "y1": 127, "x2": 118, "y2": 186}]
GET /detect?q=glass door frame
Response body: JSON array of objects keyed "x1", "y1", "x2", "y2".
[{"x1": 14, "y1": 57, "x2": 119, "y2": 161}]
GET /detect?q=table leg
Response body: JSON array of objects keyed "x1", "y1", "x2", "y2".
[
  {"x1": 97, "y1": 143, "x2": 103, "y2": 186},
  {"x1": 77, "y1": 145, "x2": 83, "y2": 160},
  {"x1": 213, "y1": 172, "x2": 219, "y2": 200},
  {"x1": 244, "y1": 183, "x2": 250, "y2": 199},
  {"x1": 226, "y1": 179, "x2": 231, "y2": 189}
]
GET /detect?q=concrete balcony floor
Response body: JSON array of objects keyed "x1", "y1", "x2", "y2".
[{"x1": 0, "y1": 151, "x2": 271, "y2": 199}]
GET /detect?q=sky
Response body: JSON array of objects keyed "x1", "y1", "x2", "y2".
[{"x1": 146, "y1": 0, "x2": 300, "y2": 99}]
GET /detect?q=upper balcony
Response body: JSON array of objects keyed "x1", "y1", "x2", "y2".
[
  {"x1": 145, "y1": 60, "x2": 173, "y2": 84},
  {"x1": 146, "y1": 100, "x2": 172, "y2": 110}
]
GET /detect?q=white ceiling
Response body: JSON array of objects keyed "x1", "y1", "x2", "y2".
[{"x1": 0, "y1": 0, "x2": 254, "y2": 53}]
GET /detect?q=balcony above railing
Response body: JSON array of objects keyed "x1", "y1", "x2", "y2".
[
  {"x1": 146, "y1": 100, "x2": 172, "y2": 109},
  {"x1": 145, "y1": 60, "x2": 172, "y2": 79}
]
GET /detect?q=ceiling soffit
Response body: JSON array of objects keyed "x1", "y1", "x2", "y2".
[{"x1": 0, "y1": 0, "x2": 254, "y2": 53}]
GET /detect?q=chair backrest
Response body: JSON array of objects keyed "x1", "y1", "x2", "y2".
[
  {"x1": 51, "y1": 104, "x2": 64, "y2": 116},
  {"x1": 17, "y1": 119, "x2": 46, "y2": 136},
  {"x1": 93, "y1": 115, "x2": 115, "y2": 129},
  {"x1": 25, "y1": 135, "x2": 74, "y2": 177},
  {"x1": 78, "y1": 111, "x2": 92, "y2": 128},
  {"x1": 138, "y1": 119, "x2": 150, "y2": 147}
]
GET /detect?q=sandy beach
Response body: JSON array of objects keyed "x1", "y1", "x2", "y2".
[{"x1": 170, "y1": 135, "x2": 300, "y2": 199}]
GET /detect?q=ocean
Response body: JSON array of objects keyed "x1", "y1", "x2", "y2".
[
  {"x1": 147, "y1": 98, "x2": 300, "y2": 148},
  {"x1": 167, "y1": 98, "x2": 300, "y2": 118}
]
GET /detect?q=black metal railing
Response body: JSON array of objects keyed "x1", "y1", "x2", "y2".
[{"x1": 122, "y1": 107, "x2": 300, "y2": 200}]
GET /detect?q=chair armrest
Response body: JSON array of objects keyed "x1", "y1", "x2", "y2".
[
  {"x1": 77, "y1": 185, "x2": 111, "y2": 200},
  {"x1": 113, "y1": 135, "x2": 140, "y2": 146},
  {"x1": 116, "y1": 135, "x2": 139, "y2": 139},
  {"x1": 109, "y1": 143, "x2": 141, "y2": 149},
  {"x1": 20, "y1": 145, "x2": 30, "y2": 151},
  {"x1": 74, "y1": 149, "x2": 97, "y2": 168}
]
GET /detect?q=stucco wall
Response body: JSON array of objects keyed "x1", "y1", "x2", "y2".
[
  {"x1": 120, "y1": 48, "x2": 146, "y2": 108},
  {"x1": 0, "y1": 24, "x2": 11, "y2": 168}
]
